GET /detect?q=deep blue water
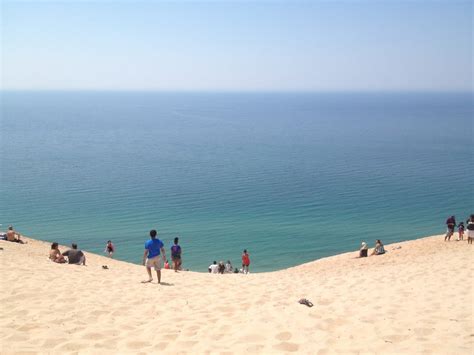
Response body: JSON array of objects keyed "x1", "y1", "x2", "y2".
[{"x1": 1, "y1": 91, "x2": 472, "y2": 271}]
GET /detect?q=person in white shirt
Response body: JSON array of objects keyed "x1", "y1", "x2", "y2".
[{"x1": 208, "y1": 261, "x2": 219, "y2": 274}]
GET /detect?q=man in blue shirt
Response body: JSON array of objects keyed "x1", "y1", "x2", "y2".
[{"x1": 142, "y1": 229, "x2": 167, "y2": 284}]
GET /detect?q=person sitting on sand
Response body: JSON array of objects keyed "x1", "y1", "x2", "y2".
[
  {"x1": 49, "y1": 242, "x2": 66, "y2": 263},
  {"x1": 208, "y1": 261, "x2": 218, "y2": 274},
  {"x1": 104, "y1": 240, "x2": 115, "y2": 257},
  {"x1": 359, "y1": 241, "x2": 368, "y2": 257},
  {"x1": 371, "y1": 239, "x2": 385, "y2": 255},
  {"x1": 62, "y1": 243, "x2": 86, "y2": 265},
  {"x1": 6, "y1": 225, "x2": 25, "y2": 244},
  {"x1": 225, "y1": 260, "x2": 233, "y2": 273},
  {"x1": 171, "y1": 237, "x2": 182, "y2": 272},
  {"x1": 466, "y1": 215, "x2": 474, "y2": 245},
  {"x1": 218, "y1": 261, "x2": 225, "y2": 274}
]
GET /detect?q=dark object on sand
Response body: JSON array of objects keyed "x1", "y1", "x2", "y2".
[{"x1": 298, "y1": 298, "x2": 313, "y2": 307}]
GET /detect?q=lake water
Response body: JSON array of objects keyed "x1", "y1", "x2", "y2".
[{"x1": 1, "y1": 91, "x2": 472, "y2": 271}]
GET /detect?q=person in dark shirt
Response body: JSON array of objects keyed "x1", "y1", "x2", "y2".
[
  {"x1": 62, "y1": 243, "x2": 86, "y2": 265},
  {"x1": 444, "y1": 216, "x2": 456, "y2": 241}
]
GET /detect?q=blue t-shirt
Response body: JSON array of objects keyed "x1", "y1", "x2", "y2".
[{"x1": 145, "y1": 238, "x2": 164, "y2": 258}]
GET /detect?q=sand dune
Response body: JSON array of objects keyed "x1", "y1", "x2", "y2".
[{"x1": 0, "y1": 235, "x2": 472, "y2": 354}]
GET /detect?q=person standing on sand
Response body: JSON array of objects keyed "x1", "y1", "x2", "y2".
[
  {"x1": 457, "y1": 222, "x2": 465, "y2": 241},
  {"x1": 142, "y1": 229, "x2": 167, "y2": 284},
  {"x1": 171, "y1": 237, "x2": 182, "y2": 272},
  {"x1": 242, "y1": 249, "x2": 250, "y2": 274},
  {"x1": 445, "y1": 216, "x2": 456, "y2": 241},
  {"x1": 466, "y1": 215, "x2": 474, "y2": 245}
]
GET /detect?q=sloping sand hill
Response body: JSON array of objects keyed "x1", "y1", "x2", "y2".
[{"x1": 0, "y1": 235, "x2": 472, "y2": 354}]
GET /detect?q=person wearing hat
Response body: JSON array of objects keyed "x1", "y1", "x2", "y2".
[{"x1": 359, "y1": 241, "x2": 368, "y2": 257}]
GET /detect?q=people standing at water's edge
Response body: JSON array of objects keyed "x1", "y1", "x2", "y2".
[
  {"x1": 62, "y1": 243, "x2": 86, "y2": 265},
  {"x1": 445, "y1": 216, "x2": 456, "y2": 241},
  {"x1": 242, "y1": 249, "x2": 250, "y2": 274},
  {"x1": 371, "y1": 240, "x2": 385, "y2": 256},
  {"x1": 49, "y1": 242, "x2": 66, "y2": 263},
  {"x1": 171, "y1": 237, "x2": 182, "y2": 272},
  {"x1": 104, "y1": 240, "x2": 115, "y2": 258},
  {"x1": 466, "y1": 215, "x2": 474, "y2": 245},
  {"x1": 142, "y1": 229, "x2": 167, "y2": 284}
]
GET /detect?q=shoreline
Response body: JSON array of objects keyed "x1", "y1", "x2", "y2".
[
  {"x1": 0, "y1": 232, "x2": 456, "y2": 274},
  {"x1": 1, "y1": 233, "x2": 472, "y2": 354}
]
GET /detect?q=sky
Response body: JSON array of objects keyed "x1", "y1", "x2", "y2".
[{"x1": 1, "y1": 0, "x2": 472, "y2": 91}]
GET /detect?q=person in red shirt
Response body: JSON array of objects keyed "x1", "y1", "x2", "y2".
[{"x1": 241, "y1": 249, "x2": 250, "y2": 274}]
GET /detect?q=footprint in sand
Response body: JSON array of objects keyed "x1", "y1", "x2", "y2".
[
  {"x1": 413, "y1": 328, "x2": 435, "y2": 336},
  {"x1": 275, "y1": 332, "x2": 292, "y2": 341},
  {"x1": 273, "y1": 342, "x2": 300, "y2": 352}
]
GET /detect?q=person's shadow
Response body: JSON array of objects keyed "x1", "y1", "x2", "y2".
[{"x1": 159, "y1": 282, "x2": 174, "y2": 286}]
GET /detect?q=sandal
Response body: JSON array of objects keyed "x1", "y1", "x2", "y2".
[
  {"x1": 102, "y1": 265, "x2": 109, "y2": 269},
  {"x1": 298, "y1": 298, "x2": 314, "y2": 307}
]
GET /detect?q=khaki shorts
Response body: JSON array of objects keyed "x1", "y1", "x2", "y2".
[{"x1": 146, "y1": 256, "x2": 162, "y2": 270}]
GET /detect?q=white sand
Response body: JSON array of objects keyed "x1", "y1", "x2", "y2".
[{"x1": 0, "y1": 235, "x2": 472, "y2": 354}]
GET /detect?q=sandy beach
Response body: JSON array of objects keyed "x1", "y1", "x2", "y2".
[{"x1": 0, "y1": 235, "x2": 472, "y2": 354}]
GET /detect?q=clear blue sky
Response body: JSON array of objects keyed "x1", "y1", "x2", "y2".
[{"x1": 1, "y1": 0, "x2": 472, "y2": 91}]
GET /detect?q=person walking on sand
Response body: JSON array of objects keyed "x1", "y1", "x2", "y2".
[
  {"x1": 242, "y1": 249, "x2": 250, "y2": 274},
  {"x1": 445, "y1": 215, "x2": 456, "y2": 241},
  {"x1": 142, "y1": 229, "x2": 167, "y2": 284},
  {"x1": 170, "y1": 237, "x2": 182, "y2": 272},
  {"x1": 466, "y1": 215, "x2": 474, "y2": 245},
  {"x1": 104, "y1": 240, "x2": 115, "y2": 258}
]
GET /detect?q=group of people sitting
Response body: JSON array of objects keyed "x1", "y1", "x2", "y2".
[
  {"x1": 445, "y1": 214, "x2": 474, "y2": 244},
  {"x1": 208, "y1": 260, "x2": 238, "y2": 274},
  {"x1": 358, "y1": 239, "x2": 385, "y2": 258},
  {"x1": 49, "y1": 242, "x2": 86, "y2": 265},
  {"x1": 208, "y1": 249, "x2": 251, "y2": 274}
]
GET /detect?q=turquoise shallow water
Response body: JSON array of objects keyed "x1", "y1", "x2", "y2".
[{"x1": 1, "y1": 92, "x2": 472, "y2": 271}]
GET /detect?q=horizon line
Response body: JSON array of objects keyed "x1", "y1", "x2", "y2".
[{"x1": 1, "y1": 89, "x2": 473, "y2": 94}]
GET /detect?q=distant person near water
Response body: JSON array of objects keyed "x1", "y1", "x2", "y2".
[
  {"x1": 6, "y1": 225, "x2": 25, "y2": 244},
  {"x1": 225, "y1": 260, "x2": 233, "y2": 273},
  {"x1": 171, "y1": 237, "x2": 182, "y2": 272},
  {"x1": 242, "y1": 249, "x2": 250, "y2": 274},
  {"x1": 62, "y1": 243, "x2": 86, "y2": 265},
  {"x1": 218, "y1": 261, "x2": 225, "y2": 274},
  {"x1": 445, "y1": 216, "x2": 456, "y2": 241},
  {"x1": 467, "y1": 215, "x2": 474, "y2": 245},
  {"x1": 457, "y1": 222, "x2": 465, "y2": 241},
  {"x1": 142, "y1": 229, "x2": 167, "y2": 284},
  {"x1": 104, "y1": 240, "x2": 115, "y2": 258},
  {"x1": 208, "y1": 261, "x2": 218, "y2": 274},
  {"x1": 49, "y1": 242, "x2": 66, "y2": 263},
  {"x1": 371, "y1": 240, "x2": 385, "y2": 256},
  {"x1": 359, "y1": 242, "x2": 368, "y2": 257}
]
